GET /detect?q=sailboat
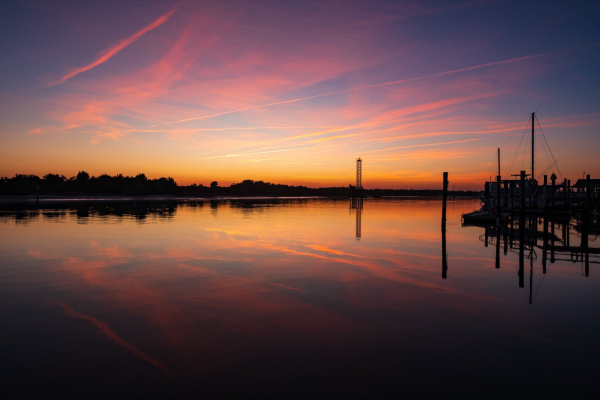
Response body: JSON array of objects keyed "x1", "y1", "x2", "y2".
[{"x1": 481, "y1": 112, "x2": 562, "y2": 212}]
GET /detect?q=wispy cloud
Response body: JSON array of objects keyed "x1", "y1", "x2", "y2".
[
  {"x1": 365, "y1": 138, "x2": 481, "y2": 153},
  {"x1": 145, "y1": 45, "x2": 584, "y2": 129},
  {"x1": 50, "y1": 6, "x2": 177, "y2": 86},
  {"x1": 204, "y1": 145, "x2": 309, "y2": 159}
]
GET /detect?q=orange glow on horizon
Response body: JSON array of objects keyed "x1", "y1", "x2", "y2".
[{"x1": 2, "y1": 1, "x2": 599, "y2": 190}]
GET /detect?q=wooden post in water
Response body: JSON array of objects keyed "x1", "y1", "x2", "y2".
[
  {"x1": 518, "y1": 170, "x2": 526, "y2": 288},
  {"x1": 520, "y1": 171, "x2": 525, "y2": 213},
  {"x1": 551, "y1": 219, "x2": 555, "y2": 263},
  {"x1": 567, "y1": 179, "x2": 571, "y2": 211},
  {"x1": 441, "y1": 172, "x2": 448, "y2": 279},
  {"x1": 531, "y1": 112, "x2": 535, "y2": 183},
  {"x1": 496, "y1": 175, "x2": 501, "y2": 218},
  {"x1": 543, "y1": 210, "x2": 548, "y2": 274},
  {"x1": 550, "y1": 174, "x2": 556, "y2": 216},
  {"x1": 585, "y1": 174, "x2": 591, "y2": 215},
  {"x1": 542, "y1": 175, "x2": 548, "y2": 274},
  {"x1": 504, "y1": 180, "x2": 509, "y2": 210},
  {"x1": 543, "y1": 175, "x2": 547, "y2": 212},
  {"x1": 442, "y1": 172, "x2": 448, "y2": 226},
  {"x1": 583, "y1": 175, "x2": 590, "y2": 277}
]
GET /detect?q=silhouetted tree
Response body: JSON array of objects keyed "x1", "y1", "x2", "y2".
[
  {"x1": 0, "y1": 172, "x2": 480, "y2": 197},
  {"x1": 76, "y1": 171, "x2": 90, "y2": 182},
  {"x1": 42, "y1": 173, "x2": 67, "y2": 192}
]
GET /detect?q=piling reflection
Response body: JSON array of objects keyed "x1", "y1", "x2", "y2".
[
  {"x1": 441, "y1": 223, "x2": 448, "y2": 279},
  {"x1": 463, "y1": 211, "x2": 598, "y2": 303}
]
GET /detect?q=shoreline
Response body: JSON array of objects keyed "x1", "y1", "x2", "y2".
[
  {"x1": 0, "y1": 194, "x2": 479, "y2": 205},
  {"x1": 0, "y1": 194, "x2": 342, "y2": 204}
]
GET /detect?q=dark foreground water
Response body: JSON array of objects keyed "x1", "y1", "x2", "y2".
[{"x1": 1, "y1": 198, "x2": 598, "y2": 397}]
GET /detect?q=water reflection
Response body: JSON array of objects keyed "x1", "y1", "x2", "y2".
[
  {"x1": 1, "y1": 198, "x2": 599, "y2": 396},
  {"x1": 0, "y1": 201, "x2": 178, "y2": 224},
  {"x1": 442, "y1": 212, "x2": 448, "y2": 279},
  {"x1": 462, "y1": 213, "x2": 598, "y2": 303},
  {"x1": 350, "y1": 197, "x2": 363, "y2": 239}
]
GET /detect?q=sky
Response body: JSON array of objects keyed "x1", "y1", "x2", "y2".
[{"x1": 1, "y1": 0, "x2": 599, "y2": 190}]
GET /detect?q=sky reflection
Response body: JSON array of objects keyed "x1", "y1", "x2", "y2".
[{"x1": 1, "y1": 198, "x2": 598, "y2": 395}]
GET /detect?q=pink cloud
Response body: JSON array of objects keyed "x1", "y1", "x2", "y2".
[{"x1": 50, "y1": 7, "x2": 177, "y2": 86}]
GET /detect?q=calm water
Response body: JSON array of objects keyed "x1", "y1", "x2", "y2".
[{"x1": 1, "y1": 198, "x2": 598, "y2": 397}]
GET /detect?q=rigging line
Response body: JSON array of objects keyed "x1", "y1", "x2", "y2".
[
  {"x1": 536, "y1": 115, "x2": 563, "y2": 179},
  {"x1": 537, "y1": 161, "x2": 559, "y2": 180},
  {"x1": 509, "y1": 117, "x2": 531, "y2": 176},
  {"x1": 532, "y1": 270, "x2": 547, "y2": 303},
  {"x1": 536, "y1": 134, "x2": 555, "y2": 180},
  {"x1": 508, "y1": 117, "x2": 530, "y2": 177},
  {"x1": 539, "y1": 125, "x2": 552, "y2": 172}
]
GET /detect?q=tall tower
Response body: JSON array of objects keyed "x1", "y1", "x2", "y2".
[{"x1": 356, "y1": 158, "x2": 362, "y2": 188}]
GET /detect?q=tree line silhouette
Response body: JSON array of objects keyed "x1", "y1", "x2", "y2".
[{"x1": 0, "y1": 172, "x2": 478, "y2": 197}]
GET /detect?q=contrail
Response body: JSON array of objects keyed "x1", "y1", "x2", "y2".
[
  {"x1": 50, "y1": 7, "x2": 176, "y2": 86},
  {"x1": 147, "y1": 43, "x2": 598, "y2": 128},
  {"x1": 364, "y1": 138, "x2": 481, "y2": 153}
]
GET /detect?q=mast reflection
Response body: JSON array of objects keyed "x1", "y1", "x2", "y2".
[{"x1": 461, "y1": 213, "x2": 598, "y2": 304}]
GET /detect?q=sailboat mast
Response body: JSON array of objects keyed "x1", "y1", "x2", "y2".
[
  {"x1": 531, "y1": 112, "x2": 535, "y2": 180},
  {"x1": 497, "y1": 148, "x2": 500, "y2": 178}
]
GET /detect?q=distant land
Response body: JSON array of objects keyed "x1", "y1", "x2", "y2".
[{"x1": 0, "y1": 172, "x2": 479, "y2": 198}]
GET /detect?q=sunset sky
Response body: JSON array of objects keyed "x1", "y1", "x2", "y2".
[{"x1": 1, "y1": 0, "x2": 599, "y2": 189}]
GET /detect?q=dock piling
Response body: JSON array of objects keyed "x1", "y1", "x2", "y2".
[
  {"x1": 583, "y1": 175, "x2": 590, "y2": 277},
  {"x1": 543, "y1": 175, "x2": 547, "y2": 212},
  {"x1": 567, "y1": 179, "x2": 571, "y2": 211},
  {"x1": 520, "y1": 171, "x2": 525, "y2": 213},
  {"x1": 441, "y1": 172, "x2": 448, "y2": 279},
  {"x1": 442, "y1": 172, "x2": 448, "y2": 227},
  {"x1": 496, "y1": 175, "x2": 501, "y2": 218}
]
